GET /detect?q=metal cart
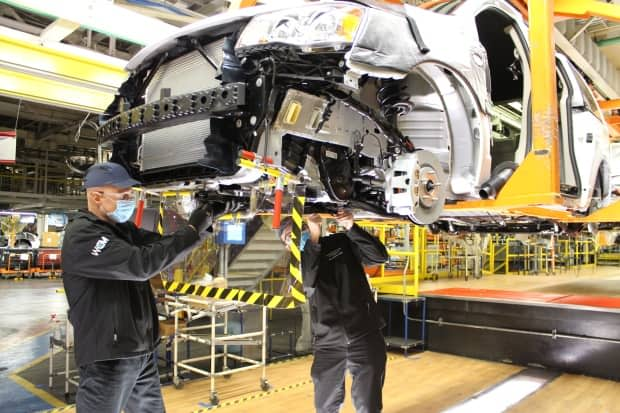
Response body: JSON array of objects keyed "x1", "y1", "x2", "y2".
[
  {"x1": 48, "y1": 312, "x2": 78, "y2": 400},
  {"x1": 167, "y1": 295, "x2": 269, "y2": 406}
]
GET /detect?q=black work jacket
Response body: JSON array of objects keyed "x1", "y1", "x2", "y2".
[
  {"x1": 301, "y1": 224, "x2": 388, "y2": 347},
  {"x1": 61, "y1": 211, "x2": 200, "y2": 366}
]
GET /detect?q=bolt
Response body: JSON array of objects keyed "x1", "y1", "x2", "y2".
[
  {"x1": 250, "y1": 115, "x2": 257, "y2": 125},
  {"x1": 255, "y1": 78, "x2": 263, "y2": 87},
  {"x1": 235, "y1": 119, "x2": 243, "y2": 128}
]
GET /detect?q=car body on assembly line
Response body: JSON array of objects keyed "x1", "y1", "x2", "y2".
[{"x1": 98, "y1": 0, "x2": 613, "y2": 231}]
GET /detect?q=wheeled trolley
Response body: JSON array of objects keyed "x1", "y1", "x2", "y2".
[
  {"x1": 48, "y1": 312, "x2": 78, "y2": 400},
  {"x1": 167, "y1": 295, "x2": 269, "y2": 406}
]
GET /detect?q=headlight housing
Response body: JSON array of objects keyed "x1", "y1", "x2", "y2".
[{"x1": 236, "y1": 5, "x2": 363, "y2": 51}]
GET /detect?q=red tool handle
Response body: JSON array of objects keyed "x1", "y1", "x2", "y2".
[
  {"x1": 272, "y1": 187, "x2": 283, "y2": 229},
  {"x1": 134, "y1": 198, "x2": 145, "y2": 228},
  {"x1": 240, "y1": 149, "x2": 256, "y2": 160},
  {"x1": 240, "y1": 149, "x2": 274, "y2": 164}
]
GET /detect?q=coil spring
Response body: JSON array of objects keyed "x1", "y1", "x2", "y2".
[{"x1": 376, "y1": 81, "x2": 413, "y2": 123}]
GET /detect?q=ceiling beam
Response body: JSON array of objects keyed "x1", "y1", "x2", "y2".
[
  {"x1": 0, "y1": 190, "x2": 86, "y2": 210},
  {"x1": 117, "y1": 4, "x2": 201, "y2": 25},
  {"x1": 0, "y1": 15, "x2": 41, "y2": 34},
  {"x1": 596, "y1": 35, "x2": 620, "y2": 47},
  {"x1": 0, "y1": 101, "x2": 85, "y2": 125},
  {"x1": 0, "y1": 26, "x2": 127, "y2": 112},
  {"x1": 554, "y1": 28, "x2": 619, "y2": 98},
  {"x1": 0, "y1": 0, "x2": 178, "y2": 46},
  {"x1": 598, "y1": 99, "x2": 620, "y2": 110},
  {"x1": 40, "y1": 18, "x2": 81, "y2": 42}
]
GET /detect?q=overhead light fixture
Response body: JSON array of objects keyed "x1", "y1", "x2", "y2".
[{"x1": 66, "y1": 155, "x2": 96, "y2": 175}]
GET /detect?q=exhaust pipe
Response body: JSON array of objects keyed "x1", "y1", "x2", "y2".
[{"x1": 479, "y1": 162, "x2": 518, "y2": 200}]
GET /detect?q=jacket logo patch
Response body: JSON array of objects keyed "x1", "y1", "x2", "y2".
[
  {"x1": 91, "y1": 236, "x2": 110, "y2": 256},
  {"x1": 325, "y1": 248, "x2": 343, "y2": 261}
]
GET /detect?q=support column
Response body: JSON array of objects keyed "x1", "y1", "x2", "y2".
[{"x1": 529, "y1": 0, "x2": 560, "y2": 190}]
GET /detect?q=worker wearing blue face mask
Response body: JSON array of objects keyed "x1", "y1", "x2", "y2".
[
  {"x1": 61, "y1": 161, "x2": 217, "y2": 413},
  {"x1": 278, "y1": 210, "x2": 388, "y2": 413}
]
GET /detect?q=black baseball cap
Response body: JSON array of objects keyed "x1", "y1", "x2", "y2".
[{"x1": 83, "y1": 162, "x2": 141, "y2": 189}]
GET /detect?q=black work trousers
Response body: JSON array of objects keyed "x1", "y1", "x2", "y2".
[
  {"x1": 76, "y1": 351, "x2": 165, "y2": 413},
  {"x1": 311, "y1": 330, "x2": 387, "y2": 413}
]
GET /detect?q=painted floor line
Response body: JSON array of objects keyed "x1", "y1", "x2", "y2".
[
  {"x1": 0, "y1": 329, "x2": 67, "y2": 412},
  {"x1": 9, "y1": 373, "x2": 66, "y2": 408},
  {"x1": 9, "y1": 343, "x2": 69, "y2": 408}
]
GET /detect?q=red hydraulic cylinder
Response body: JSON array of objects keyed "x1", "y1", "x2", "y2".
[
  {"x1": 272, "y1": 177, "x2": 284, "y2": 229},
  {"x1": 134, "y1": 198, "x2": 145, "y2": 228}
]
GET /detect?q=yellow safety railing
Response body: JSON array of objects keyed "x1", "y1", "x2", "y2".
[
  {"x1": 357, "y1": 221, "x2": 422, "y2": 296},
  {"x1": 482, "y1": 234, "x2": 595, "y2": 275}
]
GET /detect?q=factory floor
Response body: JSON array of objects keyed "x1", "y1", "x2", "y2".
[{"x1": 2, "y1": 267, "x2": 620, "y2": 413}]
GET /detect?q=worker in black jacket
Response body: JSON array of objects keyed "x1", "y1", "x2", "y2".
[
  {"x1": 62, "y1": 162, "x2": 214, "y2": 413},
  {"x1": 279, "y1": 210, "x2": 389, "y2": 413}
]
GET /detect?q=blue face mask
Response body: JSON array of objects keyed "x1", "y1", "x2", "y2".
[
  {"x1": 107, "y1": 199, "x2": 136, "y2": 223},
  {"x1": 299, "y1": 231, "x2": 310, "y2": 251}
]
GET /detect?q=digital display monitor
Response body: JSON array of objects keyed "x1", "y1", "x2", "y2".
[{"x1": 217, "y1": 222, "x2": 247, "y2": 245}]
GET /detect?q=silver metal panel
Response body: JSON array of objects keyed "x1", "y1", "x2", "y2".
[
  {"x1": 141, "y1": 120, "x2": 211, "y2": 171},
  {"x1": 398, "y1": 109, "x2": 449, "y2": 168},
  {"x1": 142, "y1": 42, "x2": 224, "y2": 171},
  {"x1": 145, "y1": 43, "x2": 224, "y2": 103},
  {"x1": 269, "y1": 89, "x2": 382, "y2": 163}
]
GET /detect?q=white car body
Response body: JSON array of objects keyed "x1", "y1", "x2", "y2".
[{"x1": 99, "y1": 0, "x2": 613, "y2": 231}]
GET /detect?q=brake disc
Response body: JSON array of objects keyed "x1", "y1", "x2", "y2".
[{"x1": 385, "y1": 150, "x2": 447, "y2": 225}]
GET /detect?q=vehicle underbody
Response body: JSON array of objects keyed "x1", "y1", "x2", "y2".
[{"x1": 97, "y1": 2, "x2": 610, "y2": 233}]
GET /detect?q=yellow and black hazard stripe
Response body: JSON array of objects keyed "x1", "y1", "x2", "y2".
[
  {"x1": 156, "y1": 199, "x2": 165, "y2": 235},
  {"x1": 191, "y1": 379, "x2": 314, "y2": 412},
  {"x1": 287, "y1": 186, "x2": 306, "y2": 304},
  {"x1": 37, "y1": 405, "x2": 75, "y2": 413},
  {"x1": 163, "y1": 281, "x2": 297, "y2": 309},
  {"x1": 162, "y1": 190, "x2": 308, "y2": 309}
]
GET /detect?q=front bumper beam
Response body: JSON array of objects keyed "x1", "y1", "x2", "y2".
[{"x1": 97, "y1": 82, "x2": 247, "y2": 142}]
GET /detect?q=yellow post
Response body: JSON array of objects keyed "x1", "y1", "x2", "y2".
[
  {"x1": 413, "y1": 225, "x2": 421, "y2": 297},
  {"x1": 380, "y1": 226, "x2": 386, "y2": 278},
  {"x1": 505, "y1": 238, "x2": 510, "y2": 275},
  {"x1": 494, "y1": 0, "x2": 560, "y2": 206},
  {"x1": 529, "y1": 0, "x2": 560, "y2": 193},
  {"x1": 489, "y1": 235, "x2": 495, "y2": 275},
  {"x1": 420, "y1": 227, "x2": 427, "y2": 280},
  {"x1": 551, "y1": 234, "x2": 555, "y2": 274}
]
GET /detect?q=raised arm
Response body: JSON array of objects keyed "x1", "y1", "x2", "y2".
[{"x1": 334, "y1": 210, "x2": 388, "y2": 265}]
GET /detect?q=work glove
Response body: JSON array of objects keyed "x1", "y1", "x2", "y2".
[{"x1": 188, "y1": 205, "x2": 213, "y2": 234}]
